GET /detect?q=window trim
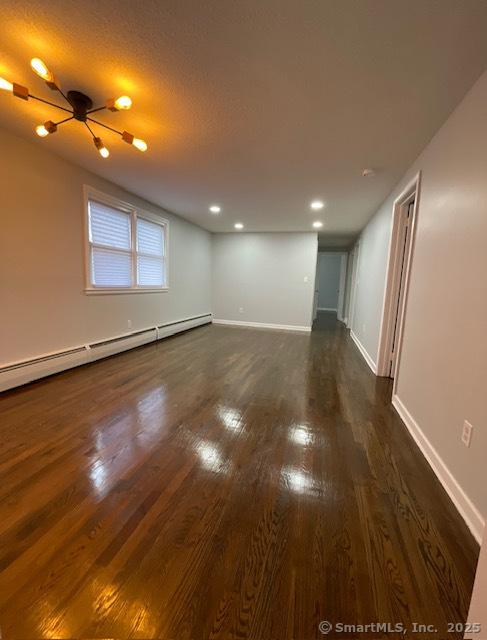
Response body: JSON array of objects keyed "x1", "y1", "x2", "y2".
[{"x1": 83, "y1": 186, "x2": 169, "y2": 294}]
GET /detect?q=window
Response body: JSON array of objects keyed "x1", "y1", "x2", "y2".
[
  {"x1": 85, "y1": 189, "x2": 167, "y2": 293},
  {"x1": 136, "y1": 218, "x2": 165, "y2": 287}
]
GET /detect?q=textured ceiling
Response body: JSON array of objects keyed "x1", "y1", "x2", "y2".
[{"x1": 1, "y1": 1, "x2": 487, "y2": 245}]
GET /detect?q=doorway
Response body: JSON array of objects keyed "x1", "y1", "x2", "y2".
[
  {"x1": 388, "y1": 198, "x2": 414, "y2": 377},
  {"x1": 346, "y1": 242, "x2": 360, "y2": 331},
  {"x1": 314, "y1": 252, "x2": 348, "y2": 324},
  {"x1": 377, "y1": 173, "x2": 420, "y2": 384}
]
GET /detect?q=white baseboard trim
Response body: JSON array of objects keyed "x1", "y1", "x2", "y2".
[
  {"x1": 0, "y1": 313, "x2": 212, "y2": 393},
  {"x1": 392, "y1": 394, "x2": 484, "y2": 544},
  {"x1": 350, "y1": 330, "x2": 377, "y2": 374},
  {"x1": 212, "y1": 319, "x2": 311, "y2": 332},
  {"x1": 317, "y1": 307, "x2": 338, "y2": 312}
]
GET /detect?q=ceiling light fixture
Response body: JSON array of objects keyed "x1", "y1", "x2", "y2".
[
  {"x1": 0, "y1": 75, "x2": 28, "y2": 99},
  {"x1": 121, "y1": 131, "x2": 147, "y2": 152},
  {"x1": 35, "y1": 120, "x2": 57, "y2": 137},
  {"x1": 0, "y1": 58, "x2": 148, "y2": 158},
  {"x1": 209, "y1": 205, "x2": 221, "y2": 214},
  {"x1": 312, "y1": 221, "x2": 323, "y2": 228},
  {"x1": 94, "y1": 137, "x2": 110, "y2": 158},
  {"x1": 35, "y1": 124, "x2": 49, "y2": 138},
  {"x1": 310, "y1": 200, "x2": 324, "y2": 210},
  {"x1": 0, "y1": 77, "x2": 14, "y2": 92},
  {"x1": 106, "y1": 95, "x2": 132, "y2": 111},
  {"x1": 234, "y1": 223, "x2": 244, "y2": 230},
  {"x1": 362, "y1": 168, "x2": 375, "y2": 177},
  {"x1": 30, "y1": 57, "x2": 54, "y2": 83}
]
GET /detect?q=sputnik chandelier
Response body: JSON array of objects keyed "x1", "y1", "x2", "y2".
[{"x1": 0, "y1": 58, "x2": 147, "y2": 158}]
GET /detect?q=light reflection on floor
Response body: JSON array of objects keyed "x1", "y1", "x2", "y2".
[
  {"x1": 280, "y1": 466, "x2": 322, "y2": 497},
  {"x1": 289, "y1": 423, "x2": 314, "y2": 446},
  {"x1": 217, "y1": 405, "x2": 244, "y2": 432}
]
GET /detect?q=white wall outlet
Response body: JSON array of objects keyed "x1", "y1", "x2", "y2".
[
  {"x1": 238, "y1": 307, "x2": 244, "y2": 314},
  {"x1": 461, "y1": 420, "x2": 473, "y2": 447},
  {"x1": 127, "y1": 319, "x2": 132, "y2": 329},
  {"x1": 303, "y1": 275, "x2": 309, "y2": 283}
]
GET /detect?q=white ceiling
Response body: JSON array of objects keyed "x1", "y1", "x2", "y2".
[{"x1": 1, "y1": 1, "x2": 487, "y2": 246}]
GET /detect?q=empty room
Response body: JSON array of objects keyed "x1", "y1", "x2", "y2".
[{"x1": 0, "y1": 1, "x2": 486, "y2": 639}]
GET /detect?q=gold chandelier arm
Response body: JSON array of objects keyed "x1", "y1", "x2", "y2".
[
  {"x1": 84, "y1": 120, "x2": 96, "y2": 138},
  {"x1": 86, "y1": 105, "x2": 107, "y2": 115},
  {"x1": 54, "y1": 86, "x2": 74, "y2": 108},
  {"x1": 29, "y1": 93, "x2": 72, "y2": 113},
  {"x1": 54, "y1": 115, "x2": 74, "y2": 126},
  {"x1": 86, "y1": 116, "x2": 122, "y2": 136}
]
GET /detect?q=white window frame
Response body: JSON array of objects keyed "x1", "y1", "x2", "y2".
[{"x1": 83, "y1": 185, "x2": 169, "y2": 294}]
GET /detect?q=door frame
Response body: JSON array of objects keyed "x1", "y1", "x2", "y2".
[
  {"x1": 336, "y1": 253, "x2": 348, "y2": 323},
  {"x1": 313, "y1": 248, "x2": 320, "y2": 321},
  {"x1": 376, "y1": 172, "x2": 421, "y2": 387},
  {"x1": 347, "y1": 241, "x2": 361, "y2": 330}
]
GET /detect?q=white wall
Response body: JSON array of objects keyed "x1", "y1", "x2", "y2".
[
  {"x1": 212, "y1": 232, "x2": 317, "y2": 330},
  {"x1": 351, "y1": 71, "x2": 487, "y2": 539},
  {"x1": 0, "y1": 128, "x2": 212, "y2": 365},
  {"x1": 317, "y1": 252, "x2": 342, "y2": 310}
]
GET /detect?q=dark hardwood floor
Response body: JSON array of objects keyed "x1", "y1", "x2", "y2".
[{"x1": 0, "y1": 312, "x2": 478, "y2": 639}]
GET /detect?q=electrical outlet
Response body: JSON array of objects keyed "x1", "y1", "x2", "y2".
[
  {"x1": 238, "y1": 307, "x2": 244, "y2": 314},
  {"x1": 304, "y1": 275, "x2": 309, "y2": 283},
  {"x1": 127, "y1": 319, "x2": 132, "y2": 329},
  {"x1": 461, "y1": 420, "x2": 473, "y2": 448}
]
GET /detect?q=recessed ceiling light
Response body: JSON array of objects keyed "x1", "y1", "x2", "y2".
[
  {"x1": 312, "y1": 221, "x2": 323, "y2": 229},
  {"x1": 209, "y1": 205, "x2": 221, "y2": 214},
  {"x1": 310, "y1": 200, "x2": 324, "y2": 210},
  {"x1": 234, "y1": 223, "x2": 244, "y2": 230}
]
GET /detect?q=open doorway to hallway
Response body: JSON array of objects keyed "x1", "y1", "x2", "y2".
[{"x1": 313, "y1": 251, "x2": 348, "y2": 325}]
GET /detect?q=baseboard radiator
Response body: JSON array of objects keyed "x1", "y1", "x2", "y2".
[{"x1": 0, "y1": 313, "x2": 212, "y2": 393}]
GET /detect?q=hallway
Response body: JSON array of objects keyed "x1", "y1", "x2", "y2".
[{"x1": 0, "y1": 314, "x2": 478, "y2": 639}]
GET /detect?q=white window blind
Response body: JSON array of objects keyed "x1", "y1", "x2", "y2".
[
  {"x1": 89, "y1": 201, "x2": 131, "y2": 249},
  {"x1": 86, "y1": 193, "x2": 167, "y2": 292},
  {"x1": 136, "y1": 218, "x2": 165, "y2": 287},
  {"x1": 88, "y1": 201, "x2": 132, "y2": 287}
]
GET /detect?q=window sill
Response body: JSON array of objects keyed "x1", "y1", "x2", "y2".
[{"x1": 84, "y1": 287, "x2": 169, "y2": 295}]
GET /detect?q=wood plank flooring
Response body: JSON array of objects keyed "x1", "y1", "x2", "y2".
[{"x1": 0, "y1": 312, "x2": 478, "y2": 639}]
